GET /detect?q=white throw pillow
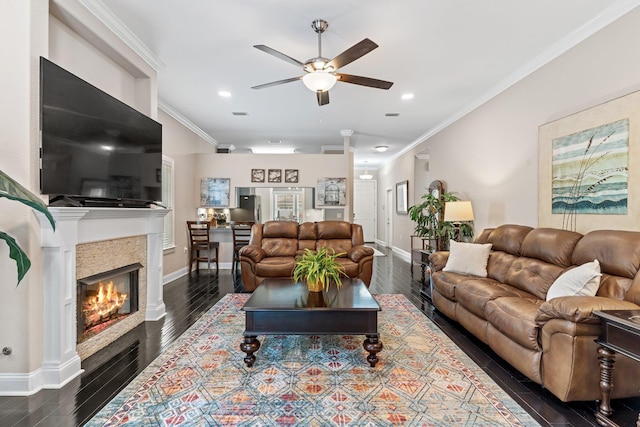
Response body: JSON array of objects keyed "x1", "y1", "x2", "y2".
[
  {"x1": 546, "y1": 259, "x2": 602, "y2": 301},
  {"x1": 443, "y1": 240, "x2": 493, "y2": 277}
]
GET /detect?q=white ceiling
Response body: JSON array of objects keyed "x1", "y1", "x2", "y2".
[{"x1": 84, "y1": 0, "x2": 630, "y2": 168}]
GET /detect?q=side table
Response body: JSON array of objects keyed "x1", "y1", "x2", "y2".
[{"x1": 593, "y1": 310, "x2": 640, "y2": 427}]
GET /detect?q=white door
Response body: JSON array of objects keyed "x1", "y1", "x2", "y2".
[
  {"x1": 386, "y1": 188, "x2": 393, "y2": 247},
  {"x1": 353, "y1": 180, "x2": 376, "y2": 242}
]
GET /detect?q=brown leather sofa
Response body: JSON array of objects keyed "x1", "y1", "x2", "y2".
[
  {"x1": 429, "y1": 224, "x2": 640, "y2": 402},
  {"x1": 239, "y1": 220, "x2": 374, "y2": 291}
]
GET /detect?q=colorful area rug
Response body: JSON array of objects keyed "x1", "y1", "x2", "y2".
[{"x1": 87, "y1": 294, "x2": 539, "y2": 426}]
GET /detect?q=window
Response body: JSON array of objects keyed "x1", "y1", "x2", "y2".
[
  {"x1": 273, "y1": 189, "x2": 304, "y2": 222},
  {"x1": 162, "y1": 156, "x2": 175, "y2": 250}
]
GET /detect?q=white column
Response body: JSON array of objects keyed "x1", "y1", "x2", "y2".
[
  {"x1": 340, "y1": 129, "x2": 354, "y2": 222},
  {"x1": 145, "y1": 211, "x2": 167, "y2": 320},
  {"x1": 38, "y1": 209, "x2": 88, "y2": 389}
]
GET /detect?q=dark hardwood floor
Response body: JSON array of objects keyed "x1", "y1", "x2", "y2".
[{"x1": 1, "y1": 245, "x2": 638, "y2": 426}]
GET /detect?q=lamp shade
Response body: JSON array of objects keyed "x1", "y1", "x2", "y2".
[
  {"x1": 444, "y1": 201, "x2": 474, "y2": 222},
  {"x1": 302, "y1": 71, "x2": 337, "y2": 92}
]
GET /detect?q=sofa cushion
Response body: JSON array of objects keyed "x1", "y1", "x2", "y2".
[
  {"x1": 255, "y1": 256, "x2": 296, "y2": 277},
  {"x1": 262, "y1": 238, "x2": 298, "y2": 257},
  {"x1": 487, "y1": 224, "x2": 533, "y2": 256},
  {"x1": 443, "y1": 241, "x2": 493, "y2": 277},
  {"x1": 520, "y1": 228, "x2": 583, "y2": 268},
  {"x1": 263, "y1": 221, "x2": 299, "y2": 238},
  {"x1": 572, "y1": 230, "x2": 640, "y2": 279},
  {"x1": 546, "y1": 260, "x2": 601, "y2": 301},
  {"x1": 506, "y1": 258, "x2": 566, "y2": 300},
  {"x1": 455, "y1": 279, "x2": 528, "y2": 318},
  {"x1": 486, "y1": 251, "x2": 519, "y2": 284},
  {"x1": 335, "y1": 258, "x2": 359, "y2": 277},
  {"x1": 431, "y1": 271, "x2": 469, "y2": 300},
  {"x1": 317, "y1": 221, "x2": 352, "y2": 239},
  {"x1": 317, "y1": 239, "x2": 352, "y2": 257},
  {"x1": 486, "y1": 297, "x2": 544, "y2": 351}
]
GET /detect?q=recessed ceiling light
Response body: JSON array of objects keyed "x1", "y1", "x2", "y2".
[
  {"x1": 268, "y1": 140, "x2": 282, "y2": 144},
  {"x1": 385, "y1": 113, "x2": 400, "y2": 117},
  {"x1": 401, "y1": 93, "x2": 414, "y2": 100},
  {"x1": 375, "y1": 145, "x2": 388, "y2": 152},
  {"x1": 218, "y1": 91, "x2": 231, "y2": 97}
]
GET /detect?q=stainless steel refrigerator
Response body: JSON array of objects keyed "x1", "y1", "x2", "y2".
[{"x1": 234, "y1": 195, "x2": 261, "y2": 222}]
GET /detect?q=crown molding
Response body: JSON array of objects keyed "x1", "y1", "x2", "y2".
[
  {"x1": 158, "y1": 100, "x2": 218, "y2": 146},
  {"x1": 389, "y1": 0, "x2": 640, "y2": 165},
  {"x1": 79, "y1": 0, "x2": 164, "y2": 71}
]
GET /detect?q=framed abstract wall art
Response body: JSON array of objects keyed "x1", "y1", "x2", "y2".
[
  {"x1": 200, "y1": 178, "x2": 230, "y2": 207},
  {"x1": 539, "y1": 90, "x2": 640, "y2": 233}
]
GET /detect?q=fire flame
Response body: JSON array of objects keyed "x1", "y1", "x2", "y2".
[{"x1": 83, "y1": 281, "x2": 128, "y2": 329}]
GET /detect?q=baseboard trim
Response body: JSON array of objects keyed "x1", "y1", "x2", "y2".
[{"x1": 392, "y1": 246, "x2": 411, "y2": 262}]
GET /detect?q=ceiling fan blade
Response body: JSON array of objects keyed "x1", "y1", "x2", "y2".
[
  {"x1": 317, "y1": 90, "x2": 329, "y2": 106},
  {"x1": 251, "y1": 76, "x2": 302, "y2": 90},
  {"x1": 326, "y1": 38, "x2": 378, "y2": 70},
  {"x1": 336, "y1": 73, "x2": 393, "y2": 90},
  {"x1": 254, "y1": 45, "x2": 305, "y2": 68}
]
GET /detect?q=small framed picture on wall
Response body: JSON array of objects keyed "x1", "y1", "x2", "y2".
[
  {"x1": 268, "y1": 169, "x2": 282, "y2": 183},
  {"x1": 251, "y1": 169, "x2": 265, "y2": 183},
  {"x1": 285, "y1": 169, "x2": 299, "y2": 183}
]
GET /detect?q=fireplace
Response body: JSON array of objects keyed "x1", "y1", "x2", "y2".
[{"x1": 77, "y1": 263, "x2": 142, "y2": 343}]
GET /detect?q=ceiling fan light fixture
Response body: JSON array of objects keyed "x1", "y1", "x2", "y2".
[{"x1": 302, "y1": 71, "x2": 337, "y2": 92}]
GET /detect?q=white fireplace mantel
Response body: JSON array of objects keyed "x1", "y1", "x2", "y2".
[{"x1": 30, "y1": 207, "x2": 168, "y2": 394}]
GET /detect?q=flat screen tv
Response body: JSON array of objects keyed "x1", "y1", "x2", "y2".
[{"x1": 39, "y1": 57, "x2": 162, "y2": 207}]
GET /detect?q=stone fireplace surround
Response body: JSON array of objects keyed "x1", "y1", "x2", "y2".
[{"x1": 34, "y1": 207, "x2": 167, "y2": 394}]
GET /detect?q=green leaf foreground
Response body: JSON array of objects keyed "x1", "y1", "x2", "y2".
[
  {"x1": 0, "y1": 231, "x2": 31, "y2": 284},
  {"x1": 0, "y1": 169, "x2": 55, "y2": 231},
  {"x1": 0, "y1": 169, "x2": 56, "y2": 285}
]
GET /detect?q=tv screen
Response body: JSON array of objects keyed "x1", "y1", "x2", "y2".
[{"x1": 40, "y1": 57, "x2": 162, "y2": 204}]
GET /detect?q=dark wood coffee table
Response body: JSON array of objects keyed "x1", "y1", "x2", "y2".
[{"x1": 240, "y1": 278, "x2": 382, "y2": 368}]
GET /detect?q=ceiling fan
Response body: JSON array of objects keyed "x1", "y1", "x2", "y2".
[{"x1": 252, "y1": 19, "x2": 393, "y2": 106}]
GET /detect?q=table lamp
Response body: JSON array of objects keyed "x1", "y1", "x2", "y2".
[{"x1": 444, "y1": 201, "x2": 474, "y2": 241}]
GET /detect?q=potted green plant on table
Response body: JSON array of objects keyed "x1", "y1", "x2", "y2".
[
  {"x1": 0, "y1": 169, "x2": 55, "y2": 285},
  {"x1": 408, "y1": 188, "x2": 473, "y2": 251},
  {"x1": 293, "y1": 247, "x2": 347, "y2": 292}
]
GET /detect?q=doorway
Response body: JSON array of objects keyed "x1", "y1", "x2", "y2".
[
  {"x1": 386, "y1": 188, "x2": 393, "y2": 248},
  {"x1": 354, "y1": 180, "x2": 376, "y2": 242}
]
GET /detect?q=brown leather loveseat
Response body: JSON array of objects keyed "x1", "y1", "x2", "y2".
[
  {"x1": 429, "y1": 224, "x2": 640, "y2": 402},
  {"x1": 240, "y1": 220, "x2": 374, "y2": 291}
]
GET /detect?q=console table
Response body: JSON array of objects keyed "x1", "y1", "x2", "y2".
[{"x1": 593, "y1": 310, "x2": 640, "y2": 427}]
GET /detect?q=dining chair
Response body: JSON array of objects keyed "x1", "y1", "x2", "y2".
[
  {"x1": 187, "y1": 221, "x2": 219, "y2": 274},
  {"x1": 231, "y1": 221, "x2": 254, "y2": 274}
]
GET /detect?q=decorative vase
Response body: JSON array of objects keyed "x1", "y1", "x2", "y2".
[
  {"x1": 305, "y1": 291, "x2": 325, "y2": 308},
  {"x1": 306, "y1": 279, "x2": 323, "y2": 293}
]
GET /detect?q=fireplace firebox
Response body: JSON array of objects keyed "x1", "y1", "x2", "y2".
[{"x1": 77, "y1": 263, "x2": 142, "y2": 343}]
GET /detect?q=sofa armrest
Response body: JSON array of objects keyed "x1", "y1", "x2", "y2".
[
  {"x1": 428, "y1": 251, "x2": 449, "y2": 272},
  {"x1": 348, "y1": 245, "x2": 374, "y2": 263},
  {"x1": 239, "y1": 245, "x2": 265, "y2": 263},
  {"x1": 536, "y1": 296, "x2": 640, "y2": 325}
]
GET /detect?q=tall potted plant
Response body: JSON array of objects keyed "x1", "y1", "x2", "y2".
[
  {"x1": 0, "y1": 169, "x2": 56, "y2": 284},
  {"x1": 408, "y1": 190, "x2": 473, "y2": 251}
]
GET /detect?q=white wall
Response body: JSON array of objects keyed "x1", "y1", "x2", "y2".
[
  {"x1": 159, "y1": 109, "x2": 216, "y2": 276},
  {"x1": 380, "y1": 6, "x2": 640, "y2": 253},
  {"x1": 0, "y1": 0, "x2": 49, "y2": 376},
  {"x1": 195, "y1": 153, "x2": 351, "y2": 217}
]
